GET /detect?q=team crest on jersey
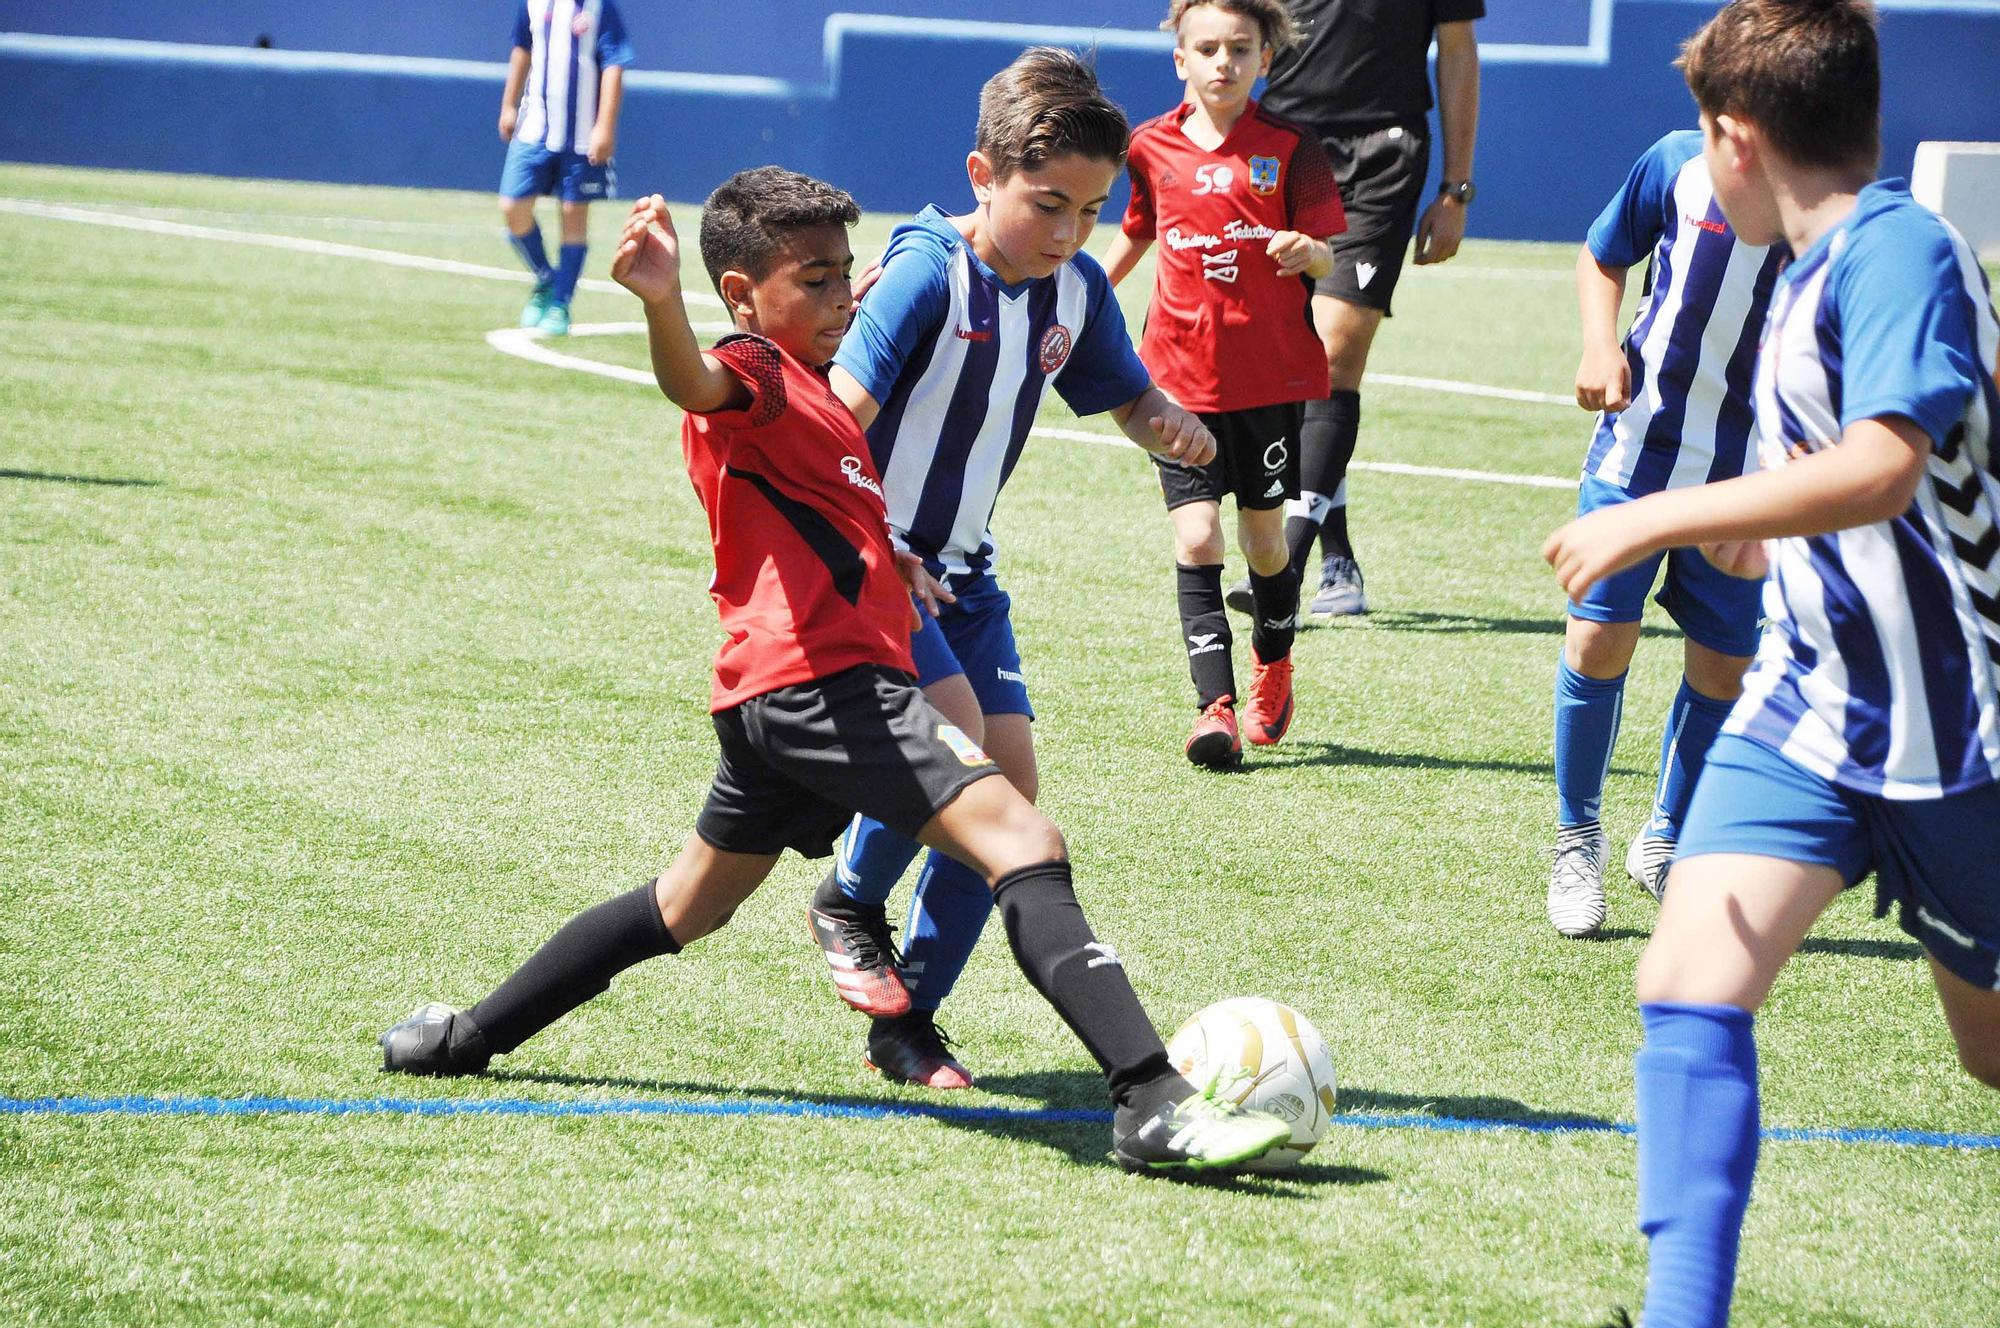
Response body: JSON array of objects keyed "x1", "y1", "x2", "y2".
[
  {"x1": 1248, "y1": 155, "x2": 1281, "y2": 196},
  {"x1": 1039, "y1": 324, "x2": 1073, "y2": 375},
  {"x1": 937, "y1": 724, "x2": 994, "y2": 767}
]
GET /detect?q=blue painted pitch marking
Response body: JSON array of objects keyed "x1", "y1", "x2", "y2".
[{"x1": 3, "y1": 1095, "x2": 1996, "y2": 1152}]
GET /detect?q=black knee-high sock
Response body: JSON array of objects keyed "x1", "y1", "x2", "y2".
[
  {"x1": 468, "y1": 880, "x2": 681, "y2": 1054},
  {"x1": 1248, "y1": 564, "x2": 1300, "y2": 663},
  {"x1": 991, "y1": 861, "x2": 1180, "y2": 1110},
  {"x1": 1176, "y1": 562, "x2": 1235, "y2": 708},
  {"x1": 1316, "y1": 390, "x2": 1360, "y2": 561}
]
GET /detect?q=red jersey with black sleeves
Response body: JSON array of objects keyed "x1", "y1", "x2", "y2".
[
  {"x1": 1123, "y1": 101, "x2": 1348, "y2": 412},
  {"x1": 682, "y1": 334, "x2": 915, "y2": 712}
]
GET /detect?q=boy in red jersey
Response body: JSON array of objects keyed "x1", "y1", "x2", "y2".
[
  {"x1": 378, "y1": 167, "x2": 1290, "y2": 1174},
  {"x1": 1104, "y1": 0, "x2": 1347, "y2": 768}
]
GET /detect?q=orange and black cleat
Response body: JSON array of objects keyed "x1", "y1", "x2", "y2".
[
  {"x1": 1184, "y1": 695, "x2": 1243, "y2": 770},
  {"x1": 1241, "y1": 652, "x2": 1294, "y2": 746},
  {"x1": 807, "y1": 871, "x2": 912, "y2": 1018}
]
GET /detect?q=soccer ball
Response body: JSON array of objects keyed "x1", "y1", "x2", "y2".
[{"x1": 1166, "y1": 997, "x2": 1337, "y2": 1171}]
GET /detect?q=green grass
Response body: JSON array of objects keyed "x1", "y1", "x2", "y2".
[{"x1": 2, "y1": 163, "x2": 1996, "y2": 1327}]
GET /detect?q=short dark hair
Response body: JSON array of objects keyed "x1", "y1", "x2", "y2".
[
  {"x1": 697, "y1": 166, "x2": 860, "y2": 296},
  {"x1": 1161, "y1": 0, "x2": 1301, "y2": 53},
  {"x1": 975, "y1": 47, "x2": 1130, "y2": 181},
  {"x1": 1679, "y1": 0, "x2": 1880, "y2": 170}
]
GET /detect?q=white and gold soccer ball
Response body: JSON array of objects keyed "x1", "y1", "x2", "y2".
[{"x1": 1166, "y1": 997, "x2": 1338, "y2": 1171}]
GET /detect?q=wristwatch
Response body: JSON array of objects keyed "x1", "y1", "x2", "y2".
[{"x1": 1438, "y1": 179, "x2": 1476, "y2": 205}]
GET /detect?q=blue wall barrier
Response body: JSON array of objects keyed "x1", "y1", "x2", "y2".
[{"x1": 3, "y1": 3, "x2": 1997, "y2": 242}]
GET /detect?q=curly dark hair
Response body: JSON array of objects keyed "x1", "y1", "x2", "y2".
[{"x1": 697, "y1": 166, "x2": 860, "y2": 296}]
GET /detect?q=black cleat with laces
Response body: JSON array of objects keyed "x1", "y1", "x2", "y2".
[
  {"x1": 379, "y1": 1003, "x2": 490, "y2": 1077},
  {"x1": 1112, "y1": 1069, "x2": 1292, "y2": 1173},
  {"x1": 864, "y1": 1009, "x2": 974, "y2": 1090},
  {"x1": 807, "y1": 870, "x2": 912, "y2": 1018}
]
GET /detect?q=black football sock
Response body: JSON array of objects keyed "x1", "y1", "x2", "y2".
[
  {"x1": 1305, "y1": 390, "x2": 1360, "y2": 562},
  {"x1": 1285, "y1": 501, "x2": 1328, "y2": 574},
  {"x1": 1248, "y1": 564, "x2": 1300, "y2": 662},
  {"x1": 467, "y1": 879, "x2": 681, "y2": 1055},
  {"x1": 990, "y1": 861, "x2": 1180, "y2": 1110},
  {"x1": 1176, "y1": 562, "x2": 1235, "y2": 708}
]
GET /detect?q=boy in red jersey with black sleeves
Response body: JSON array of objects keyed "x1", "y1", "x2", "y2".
[
  {"x1": 377, "y1": 167, "x2": 1292, "y2": 1175},
  {"x1": 1105, "y1": 0, "x2": 1346, "y2": 769}
]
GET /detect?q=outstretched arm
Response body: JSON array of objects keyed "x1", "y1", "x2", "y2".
[
  {"x1": 610, "y1": 195, "x2": 746, "y2": 414},
  {"x1": 1108, "y1": 385, "x2": 1217, "y2": 469},
  {"x1": 1544, "y1": 415, "x2": 1933, "y2": 598}
]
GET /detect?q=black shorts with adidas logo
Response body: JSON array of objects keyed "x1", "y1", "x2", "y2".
[{"x1": 1155, "y1": 401, "x2": 1305, "y2": 513}]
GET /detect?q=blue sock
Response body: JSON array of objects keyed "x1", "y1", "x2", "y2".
[
  {"x1": 551, "y1": 242, "x2": 588, "y2": 305},
  {"x1": 1636, "y1": 1002, "x2": 1760, "y2": 1328},
  {"x1": 901, "y1": 851, "x2": 994, "y2": 1011},
  {"x1": 833, "y1": 816, "x2": 922, "y2": 908},
  {"x1": 1554, "y1": 659, "x2": 1627, "y2": 826},
  {"x1": 1650, "y1": 682, "x2": 1735, "y2": 840},
  {"x1": 508, "y1": 225, "x2": 553, "y2": 284}
]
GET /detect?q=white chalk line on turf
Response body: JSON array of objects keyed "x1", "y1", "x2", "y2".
[
  {"x1": 497, "y1": 323, "x2": 1580, "y2": 491},
  {"x1": 0, "y1": 197, "x2": 724, "y2": 306}
]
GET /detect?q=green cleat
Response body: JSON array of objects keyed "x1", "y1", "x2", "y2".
[
  {"x1": 536, "y1": 301, "x2": 572, "y2": 337},
  {"x1": 1112, "y1": 1069, "x2": 1292, "y2": 1173},
  {"x1": 520, "y1": 280, "x2": 554, "y2": 329}
]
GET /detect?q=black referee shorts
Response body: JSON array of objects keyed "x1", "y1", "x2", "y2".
[
  {"x1": 1310, "y1": 122, "x2": 1430, "y2": 316},
  {"x1": 695, "y1": 664, "x2": 1002, "y2": 859},
  {"x1": 1156, "y1": 402, "x2": 1305, "y2": 512}
]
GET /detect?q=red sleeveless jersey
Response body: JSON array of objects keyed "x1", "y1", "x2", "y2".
[
  {"x1": 1123, "y1": 101, "x2": 1347, "y2": 413},
  {"x1": 681, "y1": 335, "x2": 915, "y2": 711}
]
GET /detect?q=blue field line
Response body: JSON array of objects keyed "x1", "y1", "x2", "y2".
[{"x1": 3, "y1": 1094, "x2": 1997, "y2": 1151}]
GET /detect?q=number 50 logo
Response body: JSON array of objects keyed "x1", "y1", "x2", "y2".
[{"x1": 1192, "y1": 164, "x2": 1235, "y2": 195}]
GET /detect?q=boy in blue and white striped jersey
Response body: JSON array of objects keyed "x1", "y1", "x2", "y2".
[
  {"x1": 1547, "y1": 3, "x2": 2000, "y2": 1324},
  {"x1": 1546, "y1": 129, "x2": 1787, "y2": 939},
  {"x1": 802, "y1": 48, "x2": 1216, "y2": 1090},
  {"x1": 497, "y1": 0, "x2": 634, "y2": 336}
]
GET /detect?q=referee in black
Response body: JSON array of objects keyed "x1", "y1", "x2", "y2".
[{"x1": 1235, "y1": 0, "x2": 1483, "y2": 619}]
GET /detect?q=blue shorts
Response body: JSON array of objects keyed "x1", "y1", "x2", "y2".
[
  {"x1": 909, "y1": 574, "x2": 1033, "y2": 719},
  {"x1": 500, "y1": 140, "x2": 613, "y2": 203},
  {"x1": 1569, "y1": 475, "x2": 1763, "y2": 657},
  {"x1": 1678, "y1": 733, "x2": 2000, "y2": 988}
]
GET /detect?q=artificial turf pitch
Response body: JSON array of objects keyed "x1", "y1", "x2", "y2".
[{"x1": 2, "y1": 163, "x2": 1996, "y2": 1327}]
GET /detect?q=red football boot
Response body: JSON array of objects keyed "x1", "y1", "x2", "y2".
[
  {"x1": 1241, "y1": 652, "x2": 1295, "y2": 746},
  {"x1": 806, "y1": 872, "x2": 911, "y2": 1018},
  {"x1": 865, "y1": 1011, "x2": 974, "y2": 1091},
  {"x1": 1184, "y1": 695, "x2": 1243, "y2": 769}
]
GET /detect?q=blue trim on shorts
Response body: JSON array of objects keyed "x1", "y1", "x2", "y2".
[
  {"x1": 908, "y1": 575, "x2": 1032, "y2": 718},
  {"x1": 499, "y1": 140, "x2": 612, "y2": 203},
  {"x1": 1568, "y1": 475, "x2": 1763, "y2": 657},
  {"x1": 1679, "y1": 734, "x2": 2000, "y2": 989}
]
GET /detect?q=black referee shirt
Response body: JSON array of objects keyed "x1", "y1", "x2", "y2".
[{"x1": 1261, "y1": 0, "x2": 1485, "y2": 138}]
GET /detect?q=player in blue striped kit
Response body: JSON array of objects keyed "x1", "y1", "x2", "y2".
[
  {"x1": 1546, "y1": 3, "x2": 2000, "y2": 1322},
  {"x1": 497, "y1": 0, "x2": 633, "y2": 337},
  {"x1": 1546, "y1": 129, "x2": 1788, "y2": 938},
  {"x1": 802, "y1": 48, "x2": 1215, "y2": 1089}
]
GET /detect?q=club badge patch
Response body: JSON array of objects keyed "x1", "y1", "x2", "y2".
[
  {"x1": 1248, "y1": 155, "x2": 1281, "y2": 196},
  {"x1": 938, "y1": 724, "x2": 994, "y2": 767},
  {"x1": 1039, "y1": 324, "x2": 1073, "y2": 375}
]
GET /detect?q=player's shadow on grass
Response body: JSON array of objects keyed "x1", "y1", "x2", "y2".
[
  {"x1": 484, "y1": 1066, "x2": 1387, "y2": 1191},
  {"x1": 1581, "y1": 928, "x2": 1922, "y2": 961},
  {"x1": 1339, "y1": 1084, "x2": 1620, "y2": 1132},
  {"x1": 1351, "y1": 609, "x2": 1683, "y2": 640},
  {"x1": 0, "y1": 468, "x2": 160, "y2": 487},
  {"x1": 1251, "y1": 738, "x2": 1646, "y2": 779}
]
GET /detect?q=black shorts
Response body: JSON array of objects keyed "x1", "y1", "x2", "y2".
[
  {"x1": 694, "y1": 664, "x2": 1002, "y2": 859},
  {"x1": 1309, "y1": 123, "x2": 1430, "y2": 316},
  {"x1": 1156, "y1": 402, "x2": 1305, "y2": 512}
]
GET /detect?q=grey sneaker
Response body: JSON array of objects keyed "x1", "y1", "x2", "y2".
[
  {"x1": 1310, "y1": 555, "x2": 1368, "y2": 618},
  {"x1": 1223, "y1": 576, "x2": 1256, "y2": 617},
  {"x1": 1547, "y1": 821, "x2": 1608, "y2": 938},
  {"x1": 1625, "y1": 831, "x2": 1674, "y2": 903}
]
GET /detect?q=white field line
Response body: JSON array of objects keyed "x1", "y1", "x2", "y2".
[
  {"x1": 2, "y1": 196, "x2": 1573, "y2": 490},
  {"x1": 0, "y1": 196, "x2": 723, "y2": 306},
  {"x1": 511, "y1": 325, "x2": 1578, "y2": 491}
]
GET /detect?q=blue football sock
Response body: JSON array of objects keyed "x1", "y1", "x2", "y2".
[
  {"x1": 1636, "y1": 1002, "x2": 1760, "y2": 1328},
  {"x1": 901, "y1": 851, "x2": 994, "y2": 1011},
  {"x1": 1554, "y1": 658, "x2": 1627, "y2": 826},
  {"x1": 1650, "y1": 682, "x2": 1735, "y2": 840},
  {"x1": 551, "y1": 242, "x2": 588, "y2": 305},
  {"x1": 508, "y1": 225, "x2": 553, "y2": 284},
  {"x1": 833, "y1": 816, "x2": 923, "y2": 909}
]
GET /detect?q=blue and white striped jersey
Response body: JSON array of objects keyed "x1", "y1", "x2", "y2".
[
  {"x1": 1729, "y1": 180, "x2": 2000, "y2": 798},
  {"x1": 1583, "y1": 131, "x2": 1787, "y2": 494},
  {"x1": 834, "y1": 207, "x2": 1152, "y2": 578},
  {"x1": 510, "y1": 0, "x2": 633, "y2": 155}
]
